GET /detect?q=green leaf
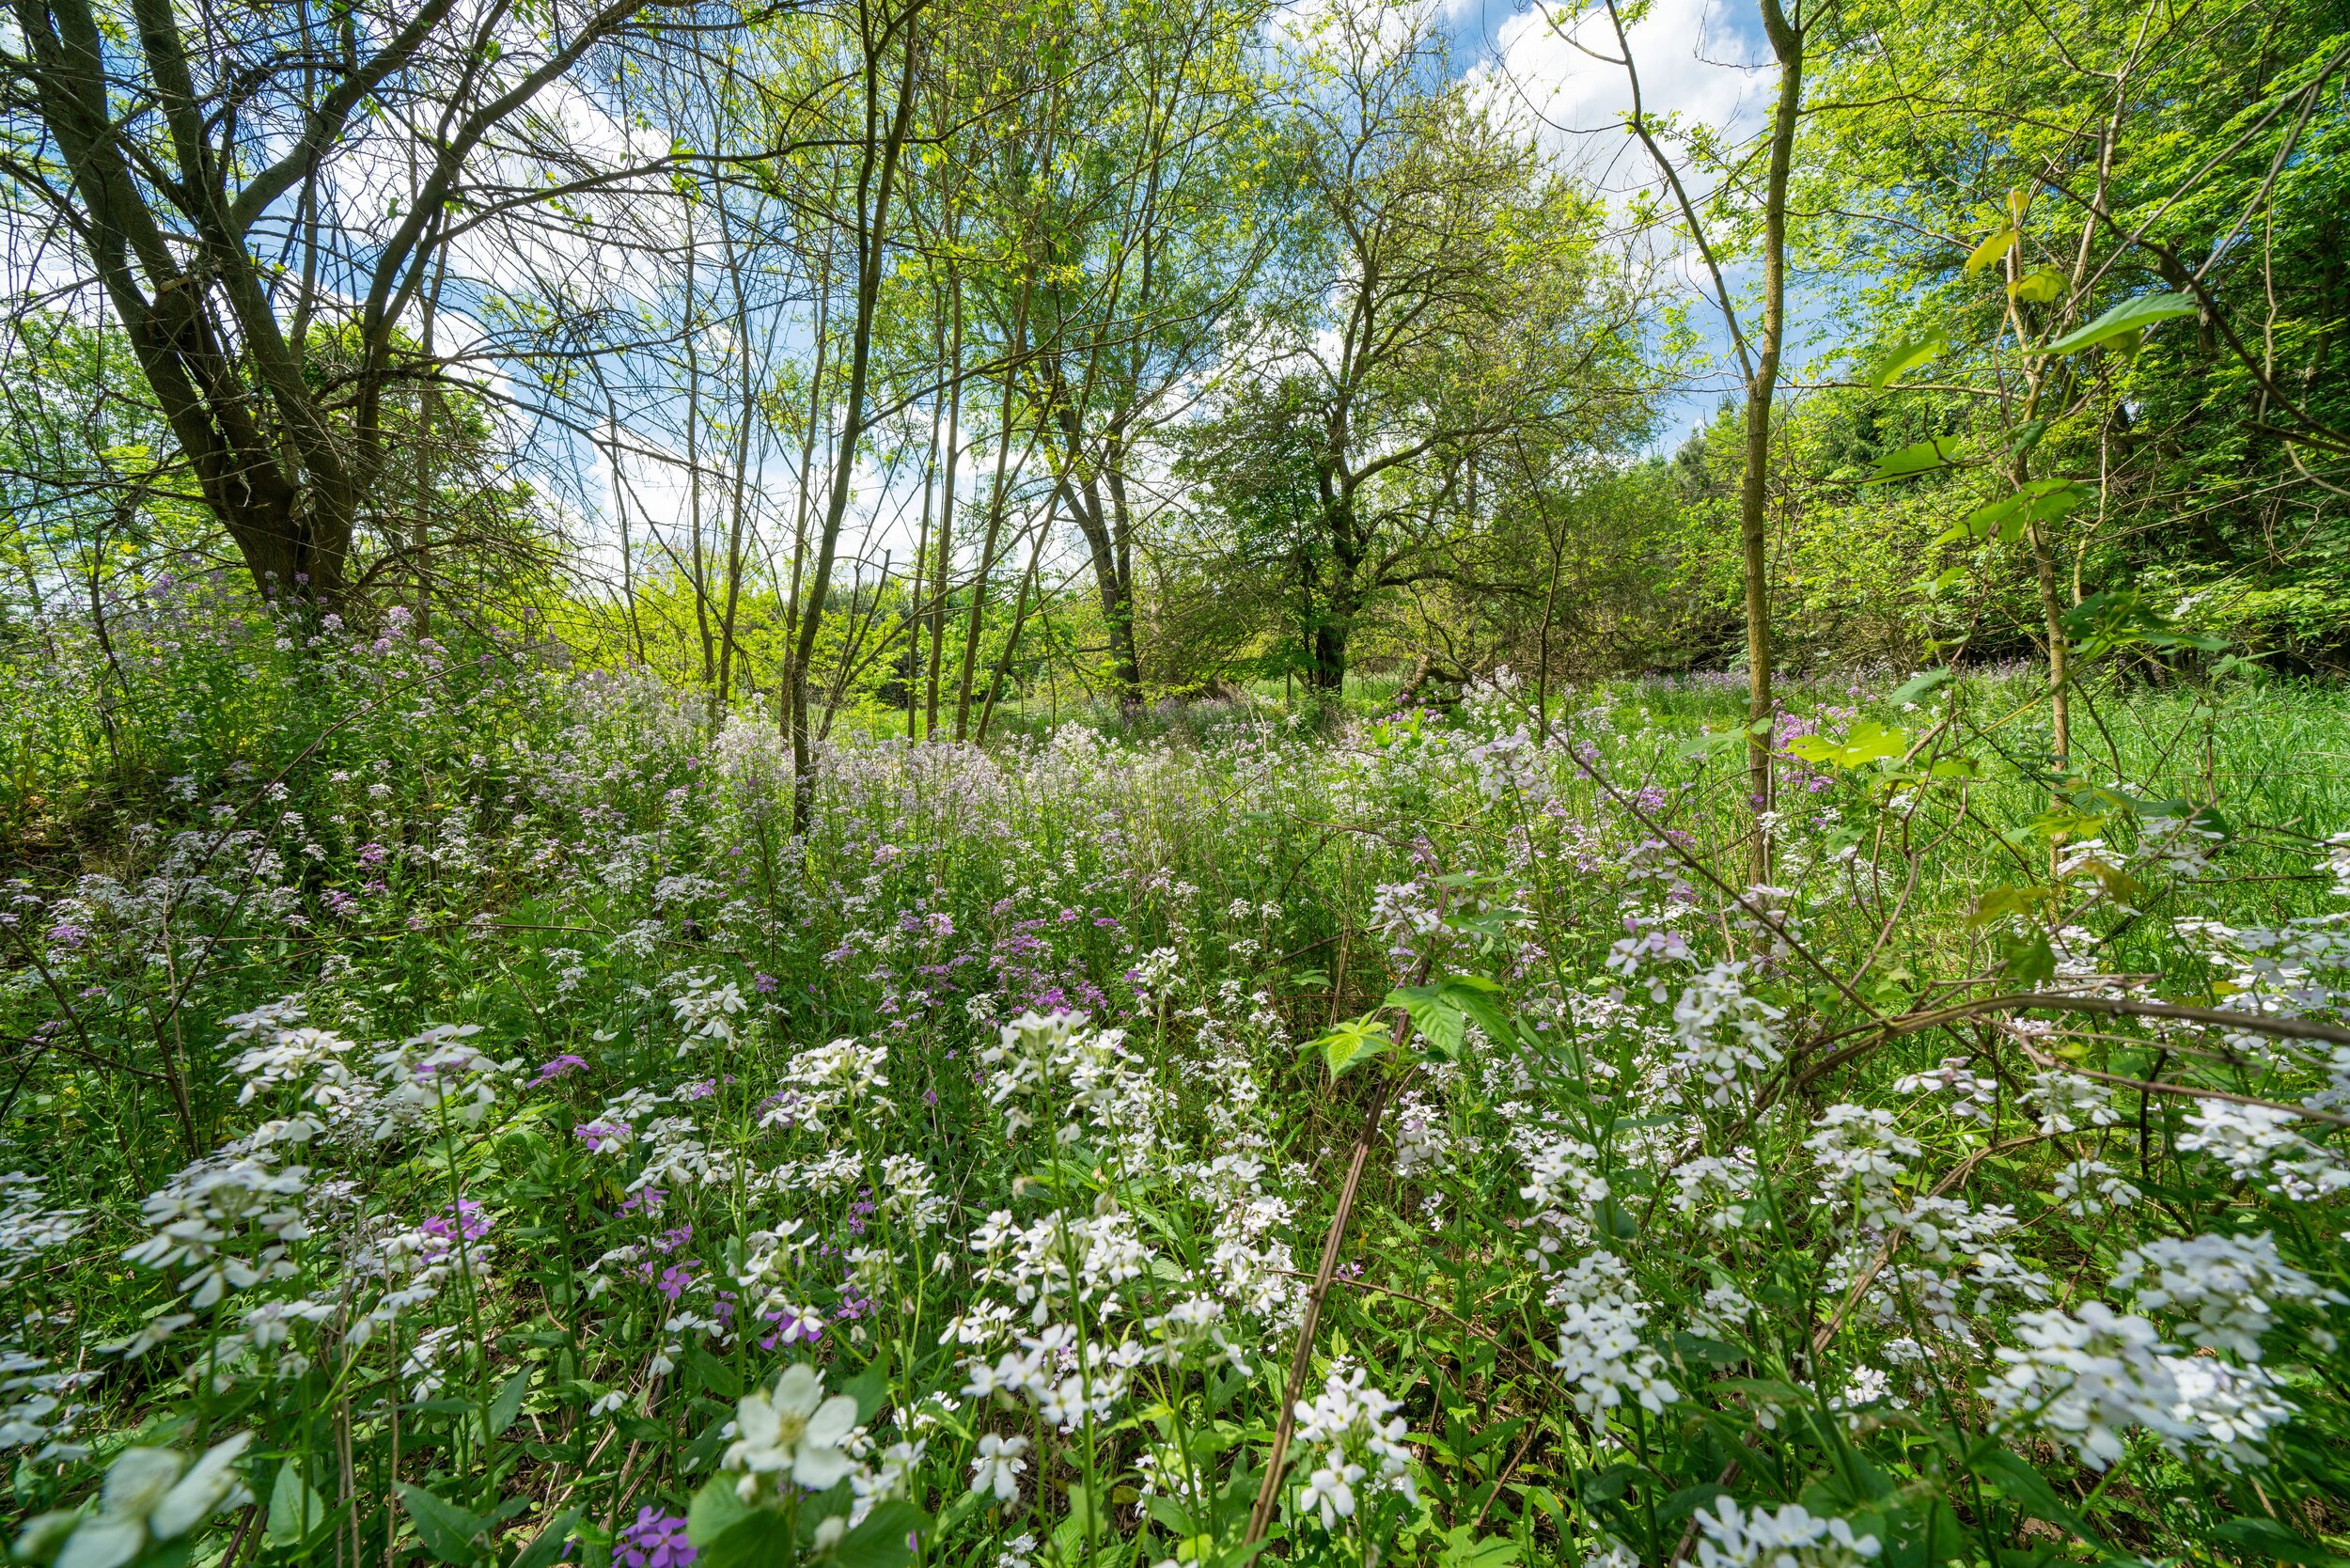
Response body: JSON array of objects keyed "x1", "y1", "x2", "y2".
[
  {"x1": 841, "y1": 1358, "x2": 891, "y2": 1424},
  {"x1": 511, "y1": 1511, "x2": 582, "y2": 1568},
  {"x1": 1388, "y1": 982, "x2": 1466, "y2": 1061},
  {"x1": 2009, "y1": 266, "x2": 2063, "y2": 304},
  {"x1": 1970, "y1": 886, "x2": 2055, "y2": 926},
  {"x1": 1786, "y1": 722, "x2": 1909, "y2": 769},
  {"x1": 1972, "y1": 1449, "x2": 2106, "y2": 1550},
  {"x1": 1437, "y1": 1526, "x2": 1522, "y2": 1568},
  {"x1": 2210, "y1": 1515, "x2": 2350, "y2": 1565},
  {"x1": 2004, "y1": 418, "x2": 2050, "y2": 457},
  {"x1": 1998, "y1": 930, "x2": 2057, "y2": 989},
  {"x1": 688, "y1": 1473, "x2": 755, "y2": 1547},
  {"x1": 1862, "y1": 437, "x2": 1966, "y2": 485},
  {"x1": 1313, "y1": 1015, "x2": 1392, "y2": 1082},
  {"x1": 1578, "y1": 1463, "x2": 1641, "y2": 1504},
  {"x1": 267, "y1": 1462, "x2": 327, "y2": 1548},
  {"x1": 689, "y1": 1347, "x2": 742, "y2": 1400},
  {"x1": 2060, "y1": 588, "x2": 2226, "y2": 658},
  {"x1": 398, "y1": 1483, "x2": 490, "y2": 1566},
  {"x1": 1669, "y1": 1334, "x2": 1747, "y2": 1369},
  {"x1": 1863, "y1": 331, "x2": 1948, "y2": 389},
  {"x1": 1886, "y1": 667, "x2": 1951, "y2": 706},
  {"x1": 699, "y1": 1510, "x2": 797, "y2": 1568},
  {"x1": 487, "y1": 1365, "x2": 532, "y2": 1438},
  {"x1": 2042, "y1": 291, "x2": 2197, "y2": 354},
  {"x1": 1938, "y1": 478, "x2": 2092, "y2": 546},
  {"x1": 1964, "y1": 227, "x2": 2018, "y2": 274},
  {"x1": 829, "y1": 1501, "x2": 926, "y2": 1568}
]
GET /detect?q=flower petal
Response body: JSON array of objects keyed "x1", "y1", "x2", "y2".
[
  {"x1": 804, "y1": 1394, "x2": 858, "y2": 1449},
  {"x1": 55, "y1": 1518, "x2": 147, "y2": 1568},
  {"x1": 791, "y1": 1442, "x2": 858, "y2": 1492},
  {"x1": 151, "y1": 1433, "x2": 251, "y2": 1540},
  {"x1": 773, "y1": 1363, "x2": 822, "y2": 1418}
]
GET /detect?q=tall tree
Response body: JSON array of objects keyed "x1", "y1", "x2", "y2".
[
  {"x1": 787, "y1": 0, "x2": 921, "y2": 827},
  {"x1": 1187, "y1": 0, "x2": 1642, "y2": 695},
  {"x1": 0, "y1": 0, "x2": 735, "y2": 603}
]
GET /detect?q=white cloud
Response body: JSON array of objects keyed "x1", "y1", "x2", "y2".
[{"x1": 1472, "y1": 0, "x2": 1767, "y2": 188}]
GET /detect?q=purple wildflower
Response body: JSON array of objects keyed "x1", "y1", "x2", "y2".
[
  {"x1": 530, "y1": 1054, "x2": 588, "y2": 1088},
  {"x1": 613, "y1": 1508, "x2": 696, "y2": 1568}
]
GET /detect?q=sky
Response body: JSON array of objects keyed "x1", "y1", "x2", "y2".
[{"x1": 1453, "y1": 0, "x2": 1778, "y2": 448}]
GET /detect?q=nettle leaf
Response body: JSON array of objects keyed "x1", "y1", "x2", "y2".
[
  {"x1": 1964, "y1": 227, "x2": 2018, "y2": 274},
  {"x1": 1885, "y1": 667, "x2": 1952, "y2": 706},
  {"x1": 1863, "y1": 330, "x2": 1948, "y2": 389},
  {"x1": 2060, "y1": 588, "x2": 2226, "y2": 658},
  {"x1": 2042, "y1": 290, "x2": 2197, "y2": 354},
  {"x1": 1937, "y1": 478, "x2": 2092, "y2": 546},
  {"x1": 1862, "y1": 437, "x2": 1966, "y2": 485},
  {"x1": 266, "y1": 1462, "x2": 327, "y2": 1548},
  {"x1": 1785, "y1": 722, "x2": 1909, "y2": 769},
  {"x1": 1313, "y1": 1015, "x2": 1393, "y2": 1082},
  {"x1": 1385, "y1": 976, "x2": 1510, "y2": 1064},
  {"x1": 397, "y1": 1484, "x2": 489, "y2": 1566},
  {"x1": 1389, "y1": 982, "x2": 1465, "y2": 1061},
  {"x1": 2009, "y1": 266, "x2": 2064, "y2": 304}
]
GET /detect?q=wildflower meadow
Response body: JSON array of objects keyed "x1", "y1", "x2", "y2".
[{"x1": 6, "y1": 596, "x2": 2350, "y2": 1568}]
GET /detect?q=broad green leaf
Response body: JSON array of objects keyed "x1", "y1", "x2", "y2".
[
  {"x1": 2060, "y1": 588, "x2": 2226, "y2": 658},
  {"x1": 688, "y1": 1346, "x2": 742, "y2": 1401},
  {"x1": 1972, "y1": 1448, "x2": 2106, "y2": 1550},
  {"x1": 511, "y1": 1511, "x2": 581, "y2": 1568},
  {"x1": 1938, "y1": 478, "x2": 2092, "y2": 545},
  {"x1": 1970, "y1": 886, "x2": 2054, "y2": 926},
  {"x1": 1785, "y1": 722, "x2": 1908, "y2": 768},
  {"x1": 487, "y1": 1365, "x2": 532, "y2": 1438},
  {"x1": 1998, "y1": 930, "x2": 2057, "y2": 989},
  {"x1": 688, "y1": 1473, "x2": 754, "y2": 1547},
  {"x1": 831, "y1": 1501, "x2": 926, "y2": 1568},
  {"x1": 2004, "y1": 417, "x2": 2050, "y2": 456},
  {"x1": 1965, "y1": 227, "x2": 2018, "y2": 274},
  {"x1": 1862, "y1": 437, "x2": 1966, "y2": 484},
  {"x1": 267, "y1": 1462, "x2": 327, "y2": 1548},
  {"x1": 2008, "y1": 267, "x2": 2063, "y2": 304},
  {"x1": 699, "y1": 1510, "x2": 797, "y2": 1568},
  {"x1": 2210, "y1": 1516, "x2": 2350, "y2": 1565},
  {"x1": 1863, "y1": 331, "x2": 1947, "y2": 389},
  {"x1": 841, "y1": 1357, "x2": 892, "y2": 1424},
  {"x1": 1438, "y1": 1526, "x2": 1523, "y2": 1568},
  {"x1": 1886, "y1": 667, "x2": 1951, "y2": 706},
  {"x1": 1446, "y1": 980, "x2": 1514, "y2": 1055},
  {"x1": 1313, "y1": 1016, "x2": 1392, "y2": 1082},
  {"x1": 2043, "y1": 291, "x2": 2197, "y2": 354},
  {"x1": 398, "y1": 1483, "x2": 489, "y2": 1566},
  {"x1": 1388, "y1": 982, "x2": 1465, "y2": 1060}
]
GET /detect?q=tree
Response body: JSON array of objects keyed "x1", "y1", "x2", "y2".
[
  {"x1": 0, "y1": 0, "x2": 753, "y2": 604},
  {"x1": 1184, "y1": 0, "x2": 1643, "y2": 695}
]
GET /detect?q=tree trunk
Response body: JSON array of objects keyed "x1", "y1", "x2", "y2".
[
  {"x1": 1740, "y1": 0, "x2": 1803, "y2": 885},
  {"x1": 789, "y1": 2, "x2": 919, "y2": 833}
]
